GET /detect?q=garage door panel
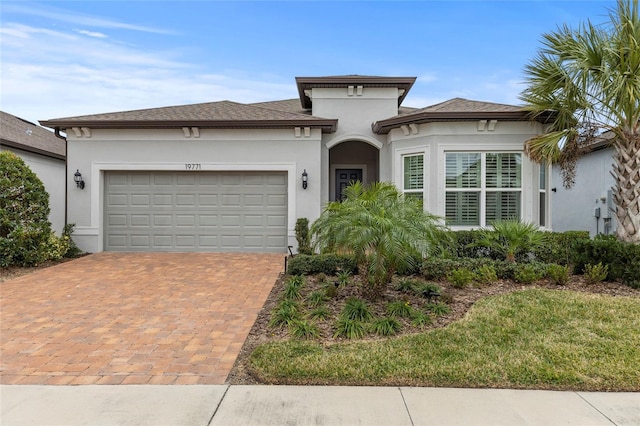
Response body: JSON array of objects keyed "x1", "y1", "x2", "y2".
[
  {"x1": 131, "y1": 235, "x2": 151, "y2": 248},
  {"x1": 105, "y1": 171, "x2": 287, "y2": 252},
  {"x1": 131, "y1": 215, "x2": 150, "y2": 226},
  {"x1": 131, "y1": 174, "x2": 151, "y2": 185}
]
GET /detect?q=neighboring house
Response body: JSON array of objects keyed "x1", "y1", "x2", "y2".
[
  {"x1": 1, "y1": 111, "x2": 66, "y2": 234},
  {"x1": 40, "y1": 75, "x2": 551, "y2": 254},
  {"x1": 551, "y1": 137, "x2": 617, "y2": 237}
]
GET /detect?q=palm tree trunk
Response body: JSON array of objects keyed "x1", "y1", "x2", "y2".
[{"x1": 611, "y1": 133, "x2": 640, "y2": 243}]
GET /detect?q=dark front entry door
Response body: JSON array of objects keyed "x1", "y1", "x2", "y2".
[{"x1": 335, "y1": 169, "x2": 363, "y2": 201}]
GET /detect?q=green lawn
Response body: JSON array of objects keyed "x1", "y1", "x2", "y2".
[{"x1": 249, "y1": 289, "x2": 640, "y2": 391}]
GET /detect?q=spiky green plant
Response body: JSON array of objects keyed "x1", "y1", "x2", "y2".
[
  {"x1": 290, "y1": 319, "x2": 320, "y2": 340},
  {"x1": 269, "y1": 300, "x2": 302, "y2": 328},
  {"x1": 340, "y1": 297, "x2": 373, "y2": 322},
  {"x1": 370, "y1": 317, "x2": 402, "y2": 336},
  {"x1": 473, "y1": 219, "x2": 547, "y2": 263},
  {"x1": 309, "y1": 306, "x2": 331, "y2": 321},
  {"x1": 311, "y1": 181, "x2": 448, "y2": 300},
  {"x1": 306, "y1": 290, "x2": 328, "y2": 308},
  {"x1": 386, "y1": 300, "x2": 413, "y2": 318},
  {"x1": 333, "y1": 318, "x2": 367, "y2": 339}
]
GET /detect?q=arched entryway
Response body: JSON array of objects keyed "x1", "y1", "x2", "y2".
[{"x1": 329, "y1": 141, "x2": 379, "y2": 201}]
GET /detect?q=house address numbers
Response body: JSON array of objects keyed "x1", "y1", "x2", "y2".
[{"x1": 185, "y1": 163, "x2": 202, "y2": 170}]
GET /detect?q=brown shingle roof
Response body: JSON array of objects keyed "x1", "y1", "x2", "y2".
[
  {"x1": 250, "y1": 99, "x2": 311, "y2": 115},
  {"x1": 372, "y1": 98, "x2": 553, "y2": 134},
  {"x1": 40, "y1": 100, "x2": 337, "y2": 133},
  {"x1": 1, "y1": 111, "x2": 65, "y2": 159}
]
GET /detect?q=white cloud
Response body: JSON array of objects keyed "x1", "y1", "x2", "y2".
[
  {"x1": 3, "y1": 3, "x2": 175, "y2": 34},
  {"x1": 75, "y1": 29, "x2": 108, "y2": 39},
  {"x1": 0, "y1": 20, "x2": 295, "y2": 124}
]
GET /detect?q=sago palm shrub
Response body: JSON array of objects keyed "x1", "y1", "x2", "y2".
[{"x1": 311, "y1": 181, "x2": 448, "y2": 300}]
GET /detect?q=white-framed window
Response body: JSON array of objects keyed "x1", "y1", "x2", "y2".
[
  {"x1": 445, "y1": 152, "x2": 522, "y2": 226},
  {"x1": 403, "y1": 153, "x2": 424, "y2": 206},
  {"x1": 539, "y1": 164, "x2": 547, "y2": 227}
]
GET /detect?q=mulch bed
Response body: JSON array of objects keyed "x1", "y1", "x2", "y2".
[{"x1": 227, "y1": 271, "x2": 639, "y2": 385}]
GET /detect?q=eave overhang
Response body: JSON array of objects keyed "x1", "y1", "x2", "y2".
[
  {"x1": 372, "y1": 110, "x2": 557, "y2": 134},
  {"x1": 39, "y1": 119, "x2": 339, "y2": 134},
  {"x1": 0, "y1": 138, "x2": 66, "y2": 160}
]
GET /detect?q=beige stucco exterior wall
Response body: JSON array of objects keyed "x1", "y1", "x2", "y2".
[
  {"x1": 552, "y1": 146, "x2": 617, "y2": 236},
  {"x1": 313, "y1": 87, "x2": 398, "y2": 202},
  {"x1": 66, "y1": 127, "x2": 322, "y2": 253},
  {"x1": 1, "y1": 146, "x2": 66, "y2": 234}
]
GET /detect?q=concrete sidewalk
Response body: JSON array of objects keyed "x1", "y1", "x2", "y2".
[{"x1": 1, "y1": 385, "x2": 639, "y2": 425}]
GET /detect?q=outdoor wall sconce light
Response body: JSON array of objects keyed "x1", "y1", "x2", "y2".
[
  {"x1": 74, "y1": 169, "x2": 85, "y2": 189},
  {"x1": 301, "y1": 169, "x2": 308, "y2": 190}
]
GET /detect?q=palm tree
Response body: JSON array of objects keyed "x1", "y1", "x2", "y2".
[
  {"x1": 519, "y1": 0, "x2": 640, "y2": 243},
  {"x1": 310, "y1": 181, "x2": 447, "y2": 300}
]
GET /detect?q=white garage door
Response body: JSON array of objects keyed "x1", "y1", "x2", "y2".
[{"x1": 104, "y1": 171, "x2": 287, "y2": 252}]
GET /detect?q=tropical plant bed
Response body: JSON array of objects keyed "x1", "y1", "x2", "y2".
[{"x1": 227, "y1": 272, "x2": 640, "y2": 389}]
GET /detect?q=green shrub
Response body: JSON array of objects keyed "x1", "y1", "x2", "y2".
[
  {"x1": 295, "y1": 218, "x2": 313, "y2": 255},
  {"x1": 492, "y1": 260, "x2": 519, "y2": 280},
  {"x1": 340, "y1": 297, "x2": 373, "y2": 321},
  {"x1": 514, "y1": 263, "x2": 545, "y2": 284},
  {"x1": 447, "y1": 268, "x2": 474, "y2": 288},
  {"x1": 425, "y1": 302, "x2": 451, "y2": 316},
  {"x1": 287, "y1": 254, "x2": 358, "y2": 276},
  {"x1": 452, "y1": 230, "x2": 500, "y2": 259},
  {"x1": 584, "y1": 263, "x2": 609, "y2": 284},
  {"x1": 547, "y1": 263, "x2": 571, "y2": 285},
  {"x1": 474, "y1": 264, "x2": 498, "y2": 285},
  {"x1": 334, "y1": 318, "x2": 367, "y2": 339},
  {"x1": 269, "y1": 300, "x2": 302, "y2": 328},
  {"x1": 370, "y1": 317, "x2": 401, "y2": 336},
  {"x1": 532, "y1": 231, "x2": 589, "y2": 264},
  {"x1": 422, "y1": 257, "x2": 461, "y2": 280},
  {"x1": 290, "y1": 319, "x2": 320, "y2": 339},
  {"x1": 386, "y1": 300, "x2": 413, "y2": 318},
  {"x1": 324, "y1": 282, "x2": 339, "y2": 298},
  {"x1": 0, "y1": 151, "x2": 53, "y2": 267},
  {"x1": 572, "y1": 235, "x2": 640, "y2": 286}
]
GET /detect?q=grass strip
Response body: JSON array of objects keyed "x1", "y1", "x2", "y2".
[{"x1": 249, "y1": 289, "x2": 640, "y2": 390}]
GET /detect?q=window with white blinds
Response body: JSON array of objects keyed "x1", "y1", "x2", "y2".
[
  {"x1": 539, "y1": 165, "x2": 547, "y2": 227},
  {"x1": 445, "y1": 152, "x2": 521, "y2": 226},
  {"x1": 403, "y1": 154, "x2": 424, "y2": 205}
]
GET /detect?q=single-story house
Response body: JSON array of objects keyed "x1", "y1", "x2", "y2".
[
  {"x1": 40, "y1": 75, "x2": 552, "y2": 254},
  {"x1": 551, "y1": 134, "x2": 617, "y2": 237},
  {"x1": 1, "y1": 111, "x2": 66, "y2": 234}
]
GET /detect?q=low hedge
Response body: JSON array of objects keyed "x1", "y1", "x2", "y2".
[
  {"x1": 572, "y1": 235, "x2": 640, "y2": 288},
  {"x1": 286, "y1": 254, "x2": 358, "y2": 276}
]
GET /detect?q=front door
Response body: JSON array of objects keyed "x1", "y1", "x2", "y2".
[{"x1": 335, "y1": 169, "x2": 363, "y2": 201}]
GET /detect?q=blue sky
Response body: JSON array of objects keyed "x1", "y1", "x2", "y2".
[{"x1": 1, "y1": 0, "x2": 616, "y2": 125}]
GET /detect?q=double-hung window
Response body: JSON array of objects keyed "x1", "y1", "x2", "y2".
[
  {"x1": 403, "y1": 154, "x2": 424, "y2": 206},
  {"x1": 445, "y1": 152, "x2": 521, "y2": 226}
]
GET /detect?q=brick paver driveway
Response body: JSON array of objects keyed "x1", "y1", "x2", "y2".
[{"x1": 0, "y1": 252, "x2": 283, "y2": 385}]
